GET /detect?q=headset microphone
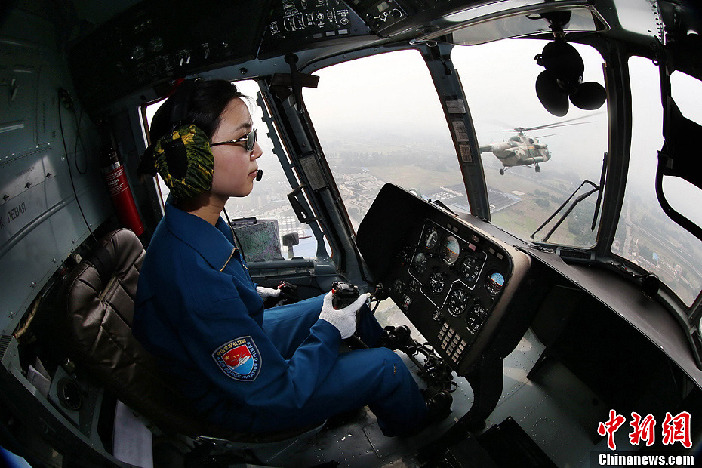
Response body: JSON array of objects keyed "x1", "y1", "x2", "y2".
[{"x1": 256, "y1": 170, "x2": 263, "y2": 181}]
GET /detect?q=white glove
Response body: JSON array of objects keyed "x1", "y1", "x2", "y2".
[
  {"x1": 257, "y1": 286, "x2": 282, "y2": 299},
  {"x1": 318, "y1": 291, "x2": 370, "y2": 339}
]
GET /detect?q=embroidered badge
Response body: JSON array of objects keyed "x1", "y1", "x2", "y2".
[{"x1": 212, "y1": 336, "x2": 261, "y2": 381}]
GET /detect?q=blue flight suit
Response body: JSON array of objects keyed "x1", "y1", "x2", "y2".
[{"x1": 134, "y1": 204, "x2": 427, "y2": 436}]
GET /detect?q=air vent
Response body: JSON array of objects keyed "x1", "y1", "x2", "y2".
[
  {"x1": 0, "y1": 334, "x2": 11, "y2": 359},
  {"x1": 558, "y1": 248, "x2": 592, "y2": 261}
]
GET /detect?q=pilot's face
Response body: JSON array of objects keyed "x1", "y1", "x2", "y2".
[{"x1": 210, "y1": 97, "x2": 262, "y2": 199}]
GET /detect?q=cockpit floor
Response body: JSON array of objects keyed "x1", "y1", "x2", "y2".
[{"x1": 260, "y1": 310, "x2": 611, "y2": 468}]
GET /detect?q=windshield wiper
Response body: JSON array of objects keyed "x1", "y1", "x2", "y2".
[{"x1": 532, "y1": 152, "x2": 608, "y2": 242}]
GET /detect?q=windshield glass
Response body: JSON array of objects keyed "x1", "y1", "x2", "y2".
[
  {"x1": 613, "y1": 58, "x2": 702, "y2": 307},
  {"x1": 452, "y1": 38, "x2": 608, "y2": 247},
  {"x1": 303, "y1": 50, "x2": 458, "y2": 230},
  {"x1": 305, "y1": 40, "x2": 608, "y2": 243}
]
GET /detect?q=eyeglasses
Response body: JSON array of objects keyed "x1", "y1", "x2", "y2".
[{"x1": 211, "y1": 129, "x2": 257, "y2": 152}]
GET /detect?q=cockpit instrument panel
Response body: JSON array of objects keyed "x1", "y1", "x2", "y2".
[
  {"x1": 358, "y1": 184, "x2": 530, "y2": 375},
  {"x1": 394, "y1": 218, "x2": 515, "y2": 367},
  {"x1": 259, "y1": 0, "x2": 371, "y2": 56}
]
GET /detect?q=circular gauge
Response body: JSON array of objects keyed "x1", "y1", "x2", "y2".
[
  {"x1": 447, "y1": 287, "x2": 468, "y2": 317},
  {"x1": 470, "y1": 301, "x2": 487, "y2": 317},
  {"x1": 425, "y1": 228, "x2": 439, "y2": 250},
  {"x1": 393, "y1": 278, "x2": 405, "y2": 294},
  {"x1": 442, "y1": 235, "x2": 461, "y2": 265},
  {"x1": 412, "y1": 252, "x2": 427, "y2": 273},
  {"x1": 466, "y1": 301, "x2": 488, "y2": 333},
  {"x1": 460, "y1": 251, "x2": 486, "y2": 286},
  {"x1": 486, "y1": 271, "x2": 505, "y2": 296},
  {"x1": 399, "y1": 247, "x2": 413, "y2": 265},
  {"x1": 429, "y1": 272, "x2": 445, "y2": 294}
]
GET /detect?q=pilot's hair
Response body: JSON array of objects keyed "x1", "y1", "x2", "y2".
[{"x1": 150, "y1": 79, "x2": 245, "y2": 143}]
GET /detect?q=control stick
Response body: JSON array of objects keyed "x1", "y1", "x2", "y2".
[{"x1": 331, "y1": 281, "x2": 360, "y2": 309}]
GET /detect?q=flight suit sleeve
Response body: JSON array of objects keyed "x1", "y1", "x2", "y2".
[{"x1": 180, "y1": 283, "x2": 343, "y2": 416}]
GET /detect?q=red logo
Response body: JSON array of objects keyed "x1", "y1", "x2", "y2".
[
  {"x1": 212, "y1": 337, "x2": 261, "y2": 381},
  {"x1": 597, "y1": 410, "x2": 692, "y2": 451}
]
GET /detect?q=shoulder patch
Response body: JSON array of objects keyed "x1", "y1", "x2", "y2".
[{"x1": 212, "y1": 336, "x2": 261, "y2": 381}]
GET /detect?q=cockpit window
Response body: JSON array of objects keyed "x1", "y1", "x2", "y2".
[
  {"x1": 303, "y1": 50, "x2": 458, "y2": 229},
  {"x1": 451, "y1": 38, "x2": 608, "y2": 248},
  {"x1": 614, "y1": 58, "x2": 702, "y2": 307}
]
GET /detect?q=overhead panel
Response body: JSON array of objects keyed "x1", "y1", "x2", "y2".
[
  {"x1": 68, "y1": 0, "x2": 272, "y2": 113},
  {"x1": 344, "y1": 0, "x2": 484, "y2": 37},
  {"x1": 258, "y1": 0, "x2": 372, "y2": 57},
  {"x1": 345, "y1": 0, "x2": 414, "y2": 33}
]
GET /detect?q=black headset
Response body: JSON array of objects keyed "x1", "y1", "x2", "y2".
[
  {"x1": 139, "y1": 80, "x2": 195, "y2": 177},
  {"x1": 160, "y1": 80, "x2": 206, "y2": 180}
]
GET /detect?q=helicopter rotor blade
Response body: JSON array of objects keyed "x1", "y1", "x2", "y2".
[{"x1": 512, "y1": 111, "x2": 604, "y2": 133}]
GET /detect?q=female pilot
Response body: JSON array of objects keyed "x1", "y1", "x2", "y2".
[{"x1": 134, "y1": 79, "x2": 436, "y2": 437}]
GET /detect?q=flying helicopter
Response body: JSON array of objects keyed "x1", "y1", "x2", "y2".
[
  {"x1": 479, "y1": 114, "x2": 598, "y2": 174},
  {"x1": 479, "y1": 127, "x2": 552, "y2": 175},
  {"x1": 1, "y1": 0, "x2": 702, "y2": 467}
]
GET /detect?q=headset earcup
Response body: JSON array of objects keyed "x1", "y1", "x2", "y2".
[
  {"x1": 154, "y1": 124, "x2": 214, "y2": 200},
  {"x1": 162, "y1": 134, "x2": 189, "y2": 179}
]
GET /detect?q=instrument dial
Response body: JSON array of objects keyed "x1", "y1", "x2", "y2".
[
  {"x1": 487, "y1": 271, "x2": 505, "y2": 296},
  {"x1": 424, "y1": 228, "x2": 439, "y2": 250},
  {"x1": 429, "y1": 272, "x2": 446, "y2": 294},
  {"x1": 466, "y1": 301, "x2": 488, "y2": 333},
  {"x1": 447, "y1": 287, "x2": 468, "y2": 317},
  {"x1": 398, "y1": 247, "x2": 413, "y2": 265},
  {"x1": 460, "y1": 251, "x2": 486, "y2": 286},
  {"x1": 412, "y1": 252, "x2": 427, "y2": 274},
  {"x1": 442, "y1": 235, "x2": 461, "y2": 265}
]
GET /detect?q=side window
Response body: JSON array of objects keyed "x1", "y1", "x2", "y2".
[
  {"x1": 303, "y1": 50, "x2": 457, "y2": 229},
  {"x1": 143, "y1": 80, "x2": 326, "y2": 259},
  {"x1": 613, "y1": 59, "x2": 702, "y2": 307}
]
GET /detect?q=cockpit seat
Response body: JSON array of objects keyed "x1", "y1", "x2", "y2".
[
  {"x1": 65, "y1": 228, "x2": 318, "y2": 445},
  {"x1": 65, "y1": 228, "x2": 216, "y2": 436}
]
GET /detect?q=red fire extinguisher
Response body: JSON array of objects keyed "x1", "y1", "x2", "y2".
[{"x1": 101, "y1": 125, "x2": 145, "y2": 236}]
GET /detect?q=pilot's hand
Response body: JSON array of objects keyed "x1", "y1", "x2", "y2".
[
  {"x1": 319, "y1": 291, "x2": 370, "y2": 339},
  {"x1": 256, "y1": 286, "x2": 282, "y2": 299}
]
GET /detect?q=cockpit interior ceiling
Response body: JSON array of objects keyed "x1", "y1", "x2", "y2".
[
  {"x1": 66, "y1": 0, "x2": 492, "y2": 113},
  {"x1": 58, "y1": 0, "x2": 702, "y2": 114},
  {"x1": 68, "y1": 0, "x2": 274, "y2": 112}
]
